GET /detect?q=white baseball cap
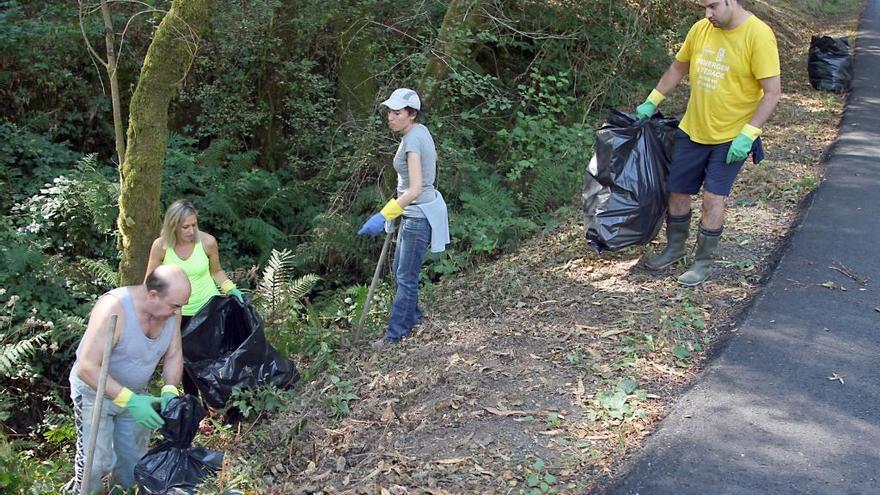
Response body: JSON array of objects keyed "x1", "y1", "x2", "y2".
[{"x1": 381, "y1": 88, "x2": 421, "y2": 111}]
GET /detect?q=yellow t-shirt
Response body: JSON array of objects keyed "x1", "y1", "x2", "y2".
[{"x1": 676, "y1": 16, "x2": 780, "y2": 144}]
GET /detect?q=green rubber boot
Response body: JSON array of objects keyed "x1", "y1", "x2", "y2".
[
  {"x1": 678, "y1": 226, "x2": 722, "y2": 286},
  {"x1": 645, "y1": 212, "x2": 691, "y2": 270}
]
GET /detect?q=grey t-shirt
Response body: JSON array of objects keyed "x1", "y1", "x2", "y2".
[
  {"x1": 394, "y1": 123, "x2": 437, "y2": 217},
  {"x1": 71, "y1": 287, "x2": 175, "y2": 393}
]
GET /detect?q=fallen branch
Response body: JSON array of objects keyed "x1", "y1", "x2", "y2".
[{"x1": 830, "y1": 262, "x2": 869, "y2": 285}]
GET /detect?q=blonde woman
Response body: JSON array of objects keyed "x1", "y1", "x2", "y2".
[{"x1": 144, "y1": 199, "x2": 243, "y2": 332}]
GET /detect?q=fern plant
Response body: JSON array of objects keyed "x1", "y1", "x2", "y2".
[
  {"x1": 255, "y1": 248, "x2": 296, "y2": 319},
  {"x1": 455, "y1": 177, "x2": 538, "y2": 254},
  {"x1": 161, "y1": 136, "x2": 294, "y2": 267},
  {"x1": 0, "y1": 332, "x2": 46, "y2": 377},
  {"x1": 293, "y1": 212, "x2": 366, "y2": 277},
  {"x1": 252, "y1": 249, "x2": 320, "y2": 335},
  {"x1": 522, "y1": 154, "x2": 582, "y2": 221},
  {"x1": 77, "y1": 257, "x2": 118, "y2": 287}
]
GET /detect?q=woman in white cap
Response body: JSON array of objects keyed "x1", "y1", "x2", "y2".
[{"x1": 357, "y1": 88, "x2": 450, "y2": 349}]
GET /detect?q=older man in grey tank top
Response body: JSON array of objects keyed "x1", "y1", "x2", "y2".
[{"x1": 68, "y1": 264, "x2": 190, "y2": 494}]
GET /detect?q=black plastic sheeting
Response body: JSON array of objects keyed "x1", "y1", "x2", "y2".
[
  {"x1": 583, "y1": 110, "x2": 679, "y2": 252},
  {"x1": 182, "y1": 296, "x2": 299, "y2": 409},
  {"x1": 134, "y1": 395, "x2": 223, "y2": 494},
  {"x1": 808, "y1": 35, "x2": 853, "y2": 93}
]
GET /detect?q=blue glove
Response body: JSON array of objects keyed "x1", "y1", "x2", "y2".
[
  {"x1": 357, "y1": 213, "x2": 385, "y2": 236},
  {"x1": 725, "y1": 124, "x2": 761, "y2": 164}
]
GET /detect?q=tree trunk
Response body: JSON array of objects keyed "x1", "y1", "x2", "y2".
[
  {"x1": 337, "y1": 16, "x2": 377, "y2": 119},
  {"x1": 419, "y1": 0, "x2": 489, "y2": 109},
  {"x1": 99, "y1": 0, "x2": 126, "y2": 166},
  {"x1": 117, "y1": 0, "x2": 217, "y2": 285}
]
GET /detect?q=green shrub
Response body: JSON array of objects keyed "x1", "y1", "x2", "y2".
[
  {"x1": 13, "y1": 154, "x2": 118, "y2": 259},
  {"x1": 0, "y1": 121, "x2": 80, "y2": 211}
]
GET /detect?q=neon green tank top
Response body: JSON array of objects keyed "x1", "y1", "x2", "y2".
[{"x1": 163, "y1": 241, "x2": 219, "y2": 316}]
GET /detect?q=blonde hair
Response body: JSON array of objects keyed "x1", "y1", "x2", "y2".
[{"x1": 160, "y1": 199, "x2": 199, "y2": 249}]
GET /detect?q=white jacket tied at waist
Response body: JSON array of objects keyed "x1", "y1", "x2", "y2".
[{"x1": 384, "y1": 190, "x2": 450, "y2": 253}]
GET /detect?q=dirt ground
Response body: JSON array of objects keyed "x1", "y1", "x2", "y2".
[{"x1": 213, "y1": 2, "x2": 863, "y2": 494}]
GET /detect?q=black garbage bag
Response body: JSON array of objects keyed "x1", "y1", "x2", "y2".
[
  {"x1": 808, "y1": 35, "x2": 853, "y2": 92},
  {"x1": 182, "y1": 296, "x2": 299, "y2": 408},
  {"x1": 134, "y1": 395, "x2": 224, "y2": 494},
  {"x1": 583, "y1": 110, "x2": 679, "y2": 252}
]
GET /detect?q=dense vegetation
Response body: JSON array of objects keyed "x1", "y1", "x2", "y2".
[{"x1": 0, "y1": 0, "x2": 703, "y2": 490}]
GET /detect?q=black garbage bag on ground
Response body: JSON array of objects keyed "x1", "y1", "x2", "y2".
[
  {"x1": 182, "y1": 296, "x2": 299, "y2": 408},
  {"x1": 808, "y1": 35, "x2": 853, "y2": 92},
  {"x1": 583, "y1": 110, "x2": 679, "y2": 252},
  {"x1": 134, "y1": 395, "x2": 224, "y2": 494}
]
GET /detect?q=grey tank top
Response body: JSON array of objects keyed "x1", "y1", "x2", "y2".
[{"x1": 73, "y1": 287, "x2": 176, "y2": 392}]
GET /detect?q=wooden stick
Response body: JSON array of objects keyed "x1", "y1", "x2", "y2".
[
  {"x1": 81, "y1": 314, "x2": 117, "y2": 495},
  {"x1": 352, "y1": 231, "x2": 393, "y2": 344}
]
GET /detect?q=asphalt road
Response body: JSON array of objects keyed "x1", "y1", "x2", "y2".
[{"x1": 604, "y1": 2, "x2": 880, "y2": 494}]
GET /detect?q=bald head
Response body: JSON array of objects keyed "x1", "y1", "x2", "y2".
[
  {"x1": 142, "y1": 265, "x2": 191, "y2": 320},
  {"x1": 146, "y1": 265, "x2": 191, "y2": 298}
]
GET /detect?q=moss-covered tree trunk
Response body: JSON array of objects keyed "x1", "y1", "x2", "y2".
[
  {"x1": 419, "y1": 0, "x2": 489, "y2": 109},
  {"x1": 117, "y1": 0, "x2": 217, "y2": 285}
]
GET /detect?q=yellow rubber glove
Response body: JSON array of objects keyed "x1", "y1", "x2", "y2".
[{"x1": 379, "y1": 198, "x2": 404, "y2": 220}]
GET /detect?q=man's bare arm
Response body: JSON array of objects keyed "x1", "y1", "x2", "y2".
[
  {"x1": 161, "y1": 319, "x2": 184, "y2": 387},
  {"x1": 76, "y1": 295, "x2": 125, "y2": 399},
  {"x1": 656, "y1": 60, "x2": 690, "y2": 97},
  {"x1": 749, "y1": 75, "x2": 782, "y2": 129}
]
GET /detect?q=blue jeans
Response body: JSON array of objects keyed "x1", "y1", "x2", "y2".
[
  {"x1": 69, "y1": 374, "x2": 151, "y2": 494},
  {"x1": 386, "y1": 216, "x2": 431, "y2": 342}
]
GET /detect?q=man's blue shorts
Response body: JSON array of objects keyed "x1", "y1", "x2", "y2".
[{"x1": 667, "y1": 129, "x2": 763, "y2": 196}]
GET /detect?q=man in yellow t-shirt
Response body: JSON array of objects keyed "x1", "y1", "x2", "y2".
[{"x1": 635, "y1": 0, "x2": 781, "y2": 286}]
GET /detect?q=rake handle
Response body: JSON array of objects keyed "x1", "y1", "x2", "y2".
[
  {"x1": 81, "y1": 314, "x2": 117, "y2": 495},
  {"x1": 352, "y1": 231, "x2": 393, "y2": 344}
]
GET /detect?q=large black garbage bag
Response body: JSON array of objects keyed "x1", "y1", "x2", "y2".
[
  {"x1": 134, "y1": 395, "x2": 224, "y2": 494},
  {"x1": 808, "y1": 35, "x2": 853, "y2": 92},
  {"x1": 583, "y1": 110, "x2": 679, "y2": 252},
  {"x1": 182, "y1": 296, "x2": 299, "y2": 408}
]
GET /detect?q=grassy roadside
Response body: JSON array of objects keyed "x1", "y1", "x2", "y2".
[{"x1": 201, "y1": 1, "x2": 865, "y2": 493}]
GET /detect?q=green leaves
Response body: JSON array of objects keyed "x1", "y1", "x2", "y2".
[
  {"x1": 229, "y1": 384, "x2": 295, "y2": 419},
  {"x1": 325, "y1": 375, "x2": 358, "y2": 418},
  {"x1": 590, "y1": 379, "x2": 648, "y2": 422},
  {"x1": 597, "y1": 389, "x2": 629, "y2": 418},
  {"x1": 493, "y1": 70, "x2": 594, "y2": 227},
  {"x1": 454, "y1": 177, "x2": 539, "y2": 257},
  {"x1": 671, "y1": 341, "x2": 703, "y2": 368},
  {"x1": 618, "y1": 378, "x2": 638, "y2": 394},
  {"x1": 672, "y1": 345, "x2": 691, "y2": 360},
  {"x1": 521, "y1": 457, "x2": 557, "y2": 494}
]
